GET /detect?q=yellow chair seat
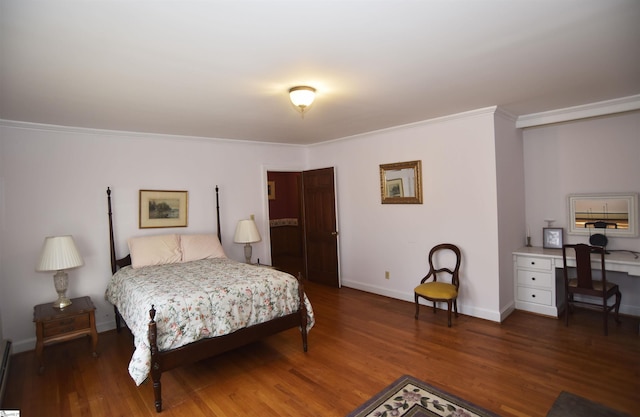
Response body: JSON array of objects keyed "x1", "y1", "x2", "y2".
[{"x1": 414, "y1": 282, "x2": 457, "y2": 299}]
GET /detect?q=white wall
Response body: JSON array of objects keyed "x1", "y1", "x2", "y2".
[
  {"x1": 494, "y1": 110, "x2": 525, "y2": 319},
  {"x1": 308, "y1": 108, "x2": 507, "y2": 321},
  {"x1": 0, "y1": 123, "x2": 307, "y2": 352},
  {"x1": 4, "y1": 107, "x2": 635, "y2": 353},
  {"x1": 523, "y1": 110, "x2": 640, "y2": 315}
]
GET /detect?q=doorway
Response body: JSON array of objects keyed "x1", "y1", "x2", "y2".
[
  {"x1": 267, "y1": 167, "x2": 340, "y2": 287},
  {"x1": 267, "y1": 171, "x2": 304, "y2": 277}
]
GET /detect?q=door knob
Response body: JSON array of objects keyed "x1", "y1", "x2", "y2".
[{"x1": 331, "y1": 231, "x2": 339, "y2": 236}]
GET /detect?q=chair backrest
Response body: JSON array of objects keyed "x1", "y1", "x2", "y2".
[
  {"x1": 422, "y1": 243, "x2": 461, "y2": 288},
  {"x1": 562, "y1": 243, "x2": 606, "y2": 294}
]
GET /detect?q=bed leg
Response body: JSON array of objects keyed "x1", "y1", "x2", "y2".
[
  {"x1": 114, "y1": 306, "x2": 122, "y2": 332},
  {"x1": 149, "y1": 305, "x2": 163, "y2": 412},
  {"x1": 297, "y1": 273, "x2": 309, "y2": 352}
]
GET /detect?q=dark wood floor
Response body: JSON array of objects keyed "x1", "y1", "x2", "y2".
[{"x1": 3, "y1": 281, "x2": 639, "y2": 417}]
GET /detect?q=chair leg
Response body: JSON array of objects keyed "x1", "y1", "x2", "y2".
[
  {"x1": 453, "y1": 299, "x2": 458, "y2": 318},
  {"x1": 432, "y1": 301, "x2": 437, "y2": 314},
  {"x1": 446, "y1": 301, "x2": 452, "y2": 327},
  {"x1": 614, "y1": 290, "x2": 622, "y2": 324},
  {"x1": 414, "y1": 294, "x2": 420, "y2": 319}
]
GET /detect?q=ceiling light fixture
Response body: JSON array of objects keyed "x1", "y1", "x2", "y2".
[{"x1": 289, "y1": 86, "x2": 316, "y2": 117}]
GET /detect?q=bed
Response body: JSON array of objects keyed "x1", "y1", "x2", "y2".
[{"x1": 104, "y1": 187, "x2": 314, "y2": 412}]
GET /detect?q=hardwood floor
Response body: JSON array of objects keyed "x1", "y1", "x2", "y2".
[{"x1": 3, "y1": 281, "x2": 639, "y2": 416}]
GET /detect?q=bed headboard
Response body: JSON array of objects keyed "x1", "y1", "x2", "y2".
[{"x1": 107, "y1": 186, "x2": 222, "y2": 274}]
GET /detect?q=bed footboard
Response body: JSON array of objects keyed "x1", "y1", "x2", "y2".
[{"x1": 147, "y1": 274, "x2": 309, "y2": 413}]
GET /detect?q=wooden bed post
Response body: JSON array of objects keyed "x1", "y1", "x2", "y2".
[
  {"x1": 215, "y1": 185, "x2": 221, "y2": 244},
  {"x1": 297, "y1": 273, "x2": 309, "y2": 352},
  {"x1": 149, "y1": 305, "x2": 163, "y2": 412},
  {"x1": 107, "y1": 187, "x2": 117, "y2": 275}
]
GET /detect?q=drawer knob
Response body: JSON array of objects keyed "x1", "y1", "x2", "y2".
[
  {"x1": 532, "y1": 294, "x2": 536, "y2": 298},
  {"x1": 531, "y1": 277, "x2": 536, "y2": 281},
  {"x1": 530, "y1": 261, "x2": 535, "y2": 265}
]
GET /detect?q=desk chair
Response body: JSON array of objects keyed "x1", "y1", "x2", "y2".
[
  {"x1": 414, "y1": 243, "x2": 461, "y2": 327},
  {"x1": 562, "y1": 243, "x2": 621, "y2": 335}
]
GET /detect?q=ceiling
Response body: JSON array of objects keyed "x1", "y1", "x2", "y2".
[{"x1": 1, "y1": 1, "x2": 639, "y2": 145}]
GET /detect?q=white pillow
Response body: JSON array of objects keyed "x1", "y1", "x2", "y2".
[
  {"x1": 127, "y1": 234, "x2": 182, "y2": 269},
  {"x1": 180, "y1": 234, "x2": 226, "y2": 262}
]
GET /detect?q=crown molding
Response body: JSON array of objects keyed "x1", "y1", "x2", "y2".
[{"x1": 516, "y1": 94, "x2": 640, "y2": 128}]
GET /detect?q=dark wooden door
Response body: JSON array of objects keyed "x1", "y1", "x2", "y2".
[{"x1": 302, "y1": 167, "x2": 340, "y2": 287}]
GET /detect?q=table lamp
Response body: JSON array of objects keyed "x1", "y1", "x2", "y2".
[
  {"x1": 36, "y1": 235, "x2": 84, "y2": 309},
  {"x1": 234, "y1": 219, "x2": 261, "y2": 263}
]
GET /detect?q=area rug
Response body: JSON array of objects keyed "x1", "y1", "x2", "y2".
[
  {"x1": 346, "y1": 375, "x2": 500, "y2": 417},
  {"x1": 546, "y1": 391, "x2": 632, "y2": 417}
]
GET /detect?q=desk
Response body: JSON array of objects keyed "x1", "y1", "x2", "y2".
[{"x1": 513, "y1": 246, "x2": 640, "y2": 317}]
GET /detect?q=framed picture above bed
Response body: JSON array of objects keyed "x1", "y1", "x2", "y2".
[{"x1": 139, "y1": 189, "x2": 188, "y2": 228}]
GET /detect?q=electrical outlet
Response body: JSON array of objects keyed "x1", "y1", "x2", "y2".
[{"x1": 385, "y1": 271, "x2": 390, "y2": 279}]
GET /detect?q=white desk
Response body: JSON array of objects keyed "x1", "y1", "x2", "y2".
[{"x1": 513, "y1": 246, "x2": 640, "y2": 317}]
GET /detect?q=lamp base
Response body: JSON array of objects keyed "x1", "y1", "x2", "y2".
[
  {"x1": 244, "y1": 243, "x2": 253, "y2": 264},
  {"x1": 52, "y1": 270, "x2": 72, "y2": 309},
  {"x1": 53, "y1": 296, "x2": 72, "y2": 309}
]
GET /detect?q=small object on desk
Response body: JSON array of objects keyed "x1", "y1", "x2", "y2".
[
  {"x1": 33, "y1": 295, "x2": 98, "y2": 374},
  {"x1": 526, "y1": 236, "x2": 532, "y2": 247}
]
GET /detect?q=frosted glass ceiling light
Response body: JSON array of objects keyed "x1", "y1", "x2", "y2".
[{"x1": 289, "y1": 86, "x2": 316, "y2": 117}]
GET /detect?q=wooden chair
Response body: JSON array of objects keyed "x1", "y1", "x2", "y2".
[
  {"x1": 562, "y1": 243, "x2": 621, "y2": 335},
  {"x1": 414, "y1": 243, "x2": 461, "y2": 327}
]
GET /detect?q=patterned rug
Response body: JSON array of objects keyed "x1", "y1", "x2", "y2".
[
  {"x1": 346, "y1": 375, "x2": 500, "y2": 417},
  {"x1": 546, "y1": 391, "x2": 631, "y2": 417}
]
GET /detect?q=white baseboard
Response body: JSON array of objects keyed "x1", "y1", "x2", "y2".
[{"x1": 341, "y1": 279, "x2": 503, "y2": 323}]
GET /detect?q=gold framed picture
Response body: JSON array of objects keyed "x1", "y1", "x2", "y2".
[
  {"x1": 139, "y1": 190, "x2": 188, "y2": 228},
  {"x1": 380, "y1": 160, "x2": 423, "y2": 204},
  {"x1": 267, "y1": 181, "x2": 276, "y2": 200}
]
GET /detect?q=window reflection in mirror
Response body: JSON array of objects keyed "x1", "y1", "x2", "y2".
[
  {"x1": 380, "y1": 160, "x2": 422, "y2": 204},
  {"x1": 568, "y1": 193, "x2": 638, "y2": 237}
]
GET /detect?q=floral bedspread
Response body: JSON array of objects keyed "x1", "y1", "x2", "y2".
[{"x1": 105, "y1": 258, "x2": 315, "y2": 385}]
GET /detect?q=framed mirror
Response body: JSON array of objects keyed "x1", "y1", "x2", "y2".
[
  {"x1": 380, "y1": 160, "x2": 422, "y2": 204},
  {"x1": 567, "y1": 193, "x2": 638, "y2": 237}
]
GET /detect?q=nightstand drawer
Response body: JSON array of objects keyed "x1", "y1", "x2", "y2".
[
  {"x1": 516, "y1": 269, "x2": 552, "y2": 288},
  {"x1": 42, "y1": 313, "x2": 90, "y2": 338},
  {"x1": 516, "y1": 256, "x2": 552, "y2": 271},
  {"x1": 517, "y1": 287, "x2": 552, "y2": 306}
]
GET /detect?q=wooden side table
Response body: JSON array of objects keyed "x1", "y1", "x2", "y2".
[{"x1": 33, "y1": 295, "x2": 98, "y2": 373}]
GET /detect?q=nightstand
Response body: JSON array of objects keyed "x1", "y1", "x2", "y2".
[
  {"x1": 252, "y1": 261, "x2": 275, "y2": 269},
  {"x1": 33, "y1": 295, "x2": 98, "y2": 373}
]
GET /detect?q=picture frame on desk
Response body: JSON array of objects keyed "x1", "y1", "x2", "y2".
[{"x1": 543, "y1": 227, "x2": 563, "y2": 249}]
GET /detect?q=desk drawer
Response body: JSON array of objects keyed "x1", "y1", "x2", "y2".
[
  {"x1": 516, "y1": 256, "x2": 552, "y2": 271},
  {"x1": 517, "y1": 269, "x2": 552, "y2": 288},
  {"x1": 517, "y1": 287, "x2": 552, "y2": 306},
  {"x1": 43, "y1": 314, "x2": 90, "y2": 338}
]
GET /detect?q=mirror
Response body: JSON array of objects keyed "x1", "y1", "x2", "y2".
[
  {"x1": 380, "y1": 160, "x2": 422, "y2": 204},
  {"x1": 567, "y1": 193, "x2": 638, "y2": 237}
]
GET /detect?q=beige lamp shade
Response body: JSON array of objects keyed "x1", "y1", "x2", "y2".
[
  {"x1": 36, "y1": 235, "x2": 84, "y2": 309},
  {"x1": 234, "y1": 220, "x2": 261, "y2": 263},
  {"x1": 36, "y1": 235, "x2": 84, "y2": 271},
  {"x1": 234, "y1": 219, "x2": 261, "y2": 244}
]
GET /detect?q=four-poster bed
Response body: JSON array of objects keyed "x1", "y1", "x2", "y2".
[{"x1": 105, "y1": 187, "x2": 313, "y2": 412}]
